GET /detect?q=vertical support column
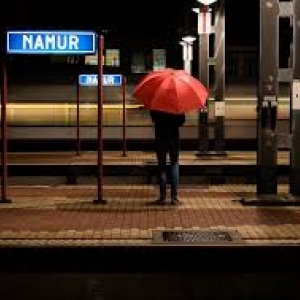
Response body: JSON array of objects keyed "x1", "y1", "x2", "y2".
[
  {"x1": 257, "y1": 0, "x2": 279, "y2": 196},
  {"x1": 0, "y1": 56, "x2": 11, "y2": 203},
  {"x1": 93, "y1": 34, "x2": 107, "y2": 205},
  {"x1": 76, "y1": 56, "x2": 81, "y2": 156},
  {"x1": 213, "y1": 0, "x2": 226, "y2": 154},
  {"x1": 122, "y1": 75, "x2": 127, "y2": 157},
  {"x1": 290, "y1": 0, "x2": 300, "y2": 196},
  {"x1": 197, "y1": 4, "x2": 210, "y2": 155}
]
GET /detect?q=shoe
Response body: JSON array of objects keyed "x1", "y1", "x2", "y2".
[
  {"x1": 147, "y1": 198, "x2": 167, "y2": 206},
  {"x1": 171, "y1": 198, "x2": 179, "y2": 205}
]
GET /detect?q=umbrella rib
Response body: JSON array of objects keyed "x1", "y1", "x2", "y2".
[
  {"x1": 177, "y1": 75, "x2": 208, "y2": 108},
  {"x1": 177, "y1": 75, "x2": 206, "y2": 99}
]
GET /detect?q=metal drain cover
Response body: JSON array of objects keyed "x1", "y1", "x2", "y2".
[{"x1": 153, "y1": 229, "x2": 242, "y2": 244}]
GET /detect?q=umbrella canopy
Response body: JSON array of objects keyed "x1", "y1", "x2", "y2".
[{"x1": 133, "y1": 68, "x2": 209, "y2": 114}]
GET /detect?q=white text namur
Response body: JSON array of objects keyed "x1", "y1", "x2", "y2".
[{"x1": 22, "y1": 34, "x2": 80, "y2": 50}]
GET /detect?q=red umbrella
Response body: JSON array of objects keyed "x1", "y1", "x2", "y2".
[{"x1": 133, "y1": 68, "x2": 209, "y2": 114}]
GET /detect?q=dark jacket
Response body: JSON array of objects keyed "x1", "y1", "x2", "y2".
[{"x1": 150, "y1": 110, "x2": 185, "y2": 141}]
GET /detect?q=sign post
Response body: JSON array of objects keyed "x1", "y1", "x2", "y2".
[
  {"x1": 122, "y1": 76, "x2": 127, "y2": 157},
  {"x1": 78, "y1": 73, "x2": 125, "y2": 158},
  {"x1": 0, "y1": 58, "x2": 11, "y2": 203},
  {"x1": 94, "y1": 35, "x2": 106, "y2": 204},
  {"x1": 76, "y1": 61, "x2": 81, "y2": 155},
  {"x1": 2, "y1": 30, "x2": 96, "y2": 204}
]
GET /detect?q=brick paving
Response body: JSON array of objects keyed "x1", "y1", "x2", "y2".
[{"x1": 0, "y1": 183, "x2": 300, "y2": 247}]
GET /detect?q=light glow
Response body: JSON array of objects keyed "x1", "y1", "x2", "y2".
[
  {"x1": 182, "y1": 35, "x2": 196, "y2": 44},
  {"x1": 196, "y1": 0, "x2": 217, "y2": 5}
]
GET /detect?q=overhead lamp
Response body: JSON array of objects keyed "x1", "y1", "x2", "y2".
[
  {"x1": 196, "y1": 0, "x2": 217, "y2": 5},
  {"x1": 181, "y1": 35, "x2": 196, "y2": 44},
  {"x1": 192, "y1": 7, "x2": 212, "y2": 13}
]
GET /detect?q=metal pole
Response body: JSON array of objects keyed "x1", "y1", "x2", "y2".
[
  {"x1": 290, "y1": 0, "x2": 300, "y2": 196},
  {"x1": 0, "y1": 57, "x2": 11, "y2": 203},
  {"x1": 196, "y1": 4, "x2": 210, "y2": 155},
  {"x1": 76, "y1": 59, "x2": 81, "y2": 155},
  {"x1": 122, "y1": 75, "x2": 127, "y2": 157},
  {"x1": 213, "y1": 0, "x2": 226, "y2": 155},
  {"x1": 94, "y1": 34, "x2": 107, "y2": 204}
]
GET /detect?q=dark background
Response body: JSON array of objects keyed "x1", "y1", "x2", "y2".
[
  {"x1": 1, "y1": 0, "x2": 259, "y2": 44},
  {"x1": 0, "y1": 0, "x2": 292, "y2": 75}
]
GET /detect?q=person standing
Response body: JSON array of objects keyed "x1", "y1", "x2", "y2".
[{"x1": 149, "y1": 110, "x2": 186, "y2": 205}]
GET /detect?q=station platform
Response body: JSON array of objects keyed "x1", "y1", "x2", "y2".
[
  {"x1": 1, "y1": 182, "x2": 300, "y2": 245},
  {"x1": 0, "y1": 150, "x2": 295, "y2": 245},
  {"x1": 1, "y1": 151, "x2": 300, "y2": 299}
]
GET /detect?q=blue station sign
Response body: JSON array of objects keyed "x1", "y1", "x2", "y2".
[
  {"x1": 79, "y1": 74, "x2": 123, "y2": 86},
  {"x1": 6, "y1": 31, "x2": 96, "y2": 54}
]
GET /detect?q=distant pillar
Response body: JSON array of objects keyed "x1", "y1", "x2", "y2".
[
  {"x1": 197, "y1": 4, "x2": 210, "y2": 154},
  {"x1": 290, "y1": 0, "x2": 300, "y2": 196},
  {"x1": 257, "y1": 0, "x2": 279, "y2": 195},
  {"x1": 213, "y1": 0, "x2": 226, "y2": 154}
]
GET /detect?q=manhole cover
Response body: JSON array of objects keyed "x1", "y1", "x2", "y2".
[{"x1": 153, "y1": 230, "x2": 242, "y2": 243}]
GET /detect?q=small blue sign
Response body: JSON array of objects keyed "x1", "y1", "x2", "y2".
[
  {"x1": 7, "y1": 31, "x2": 96, "y2": 54},
  {"x1": 79, "y1": 74, "x2": 123, "y2": 86}
]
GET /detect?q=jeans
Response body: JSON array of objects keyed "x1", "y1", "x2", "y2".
[
  {"x1": 158, "y1": 163, "x2": 179, "y2": 200},
  {"x1": 155, "y1": 136, "x2": 180, "y2": 200}
]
